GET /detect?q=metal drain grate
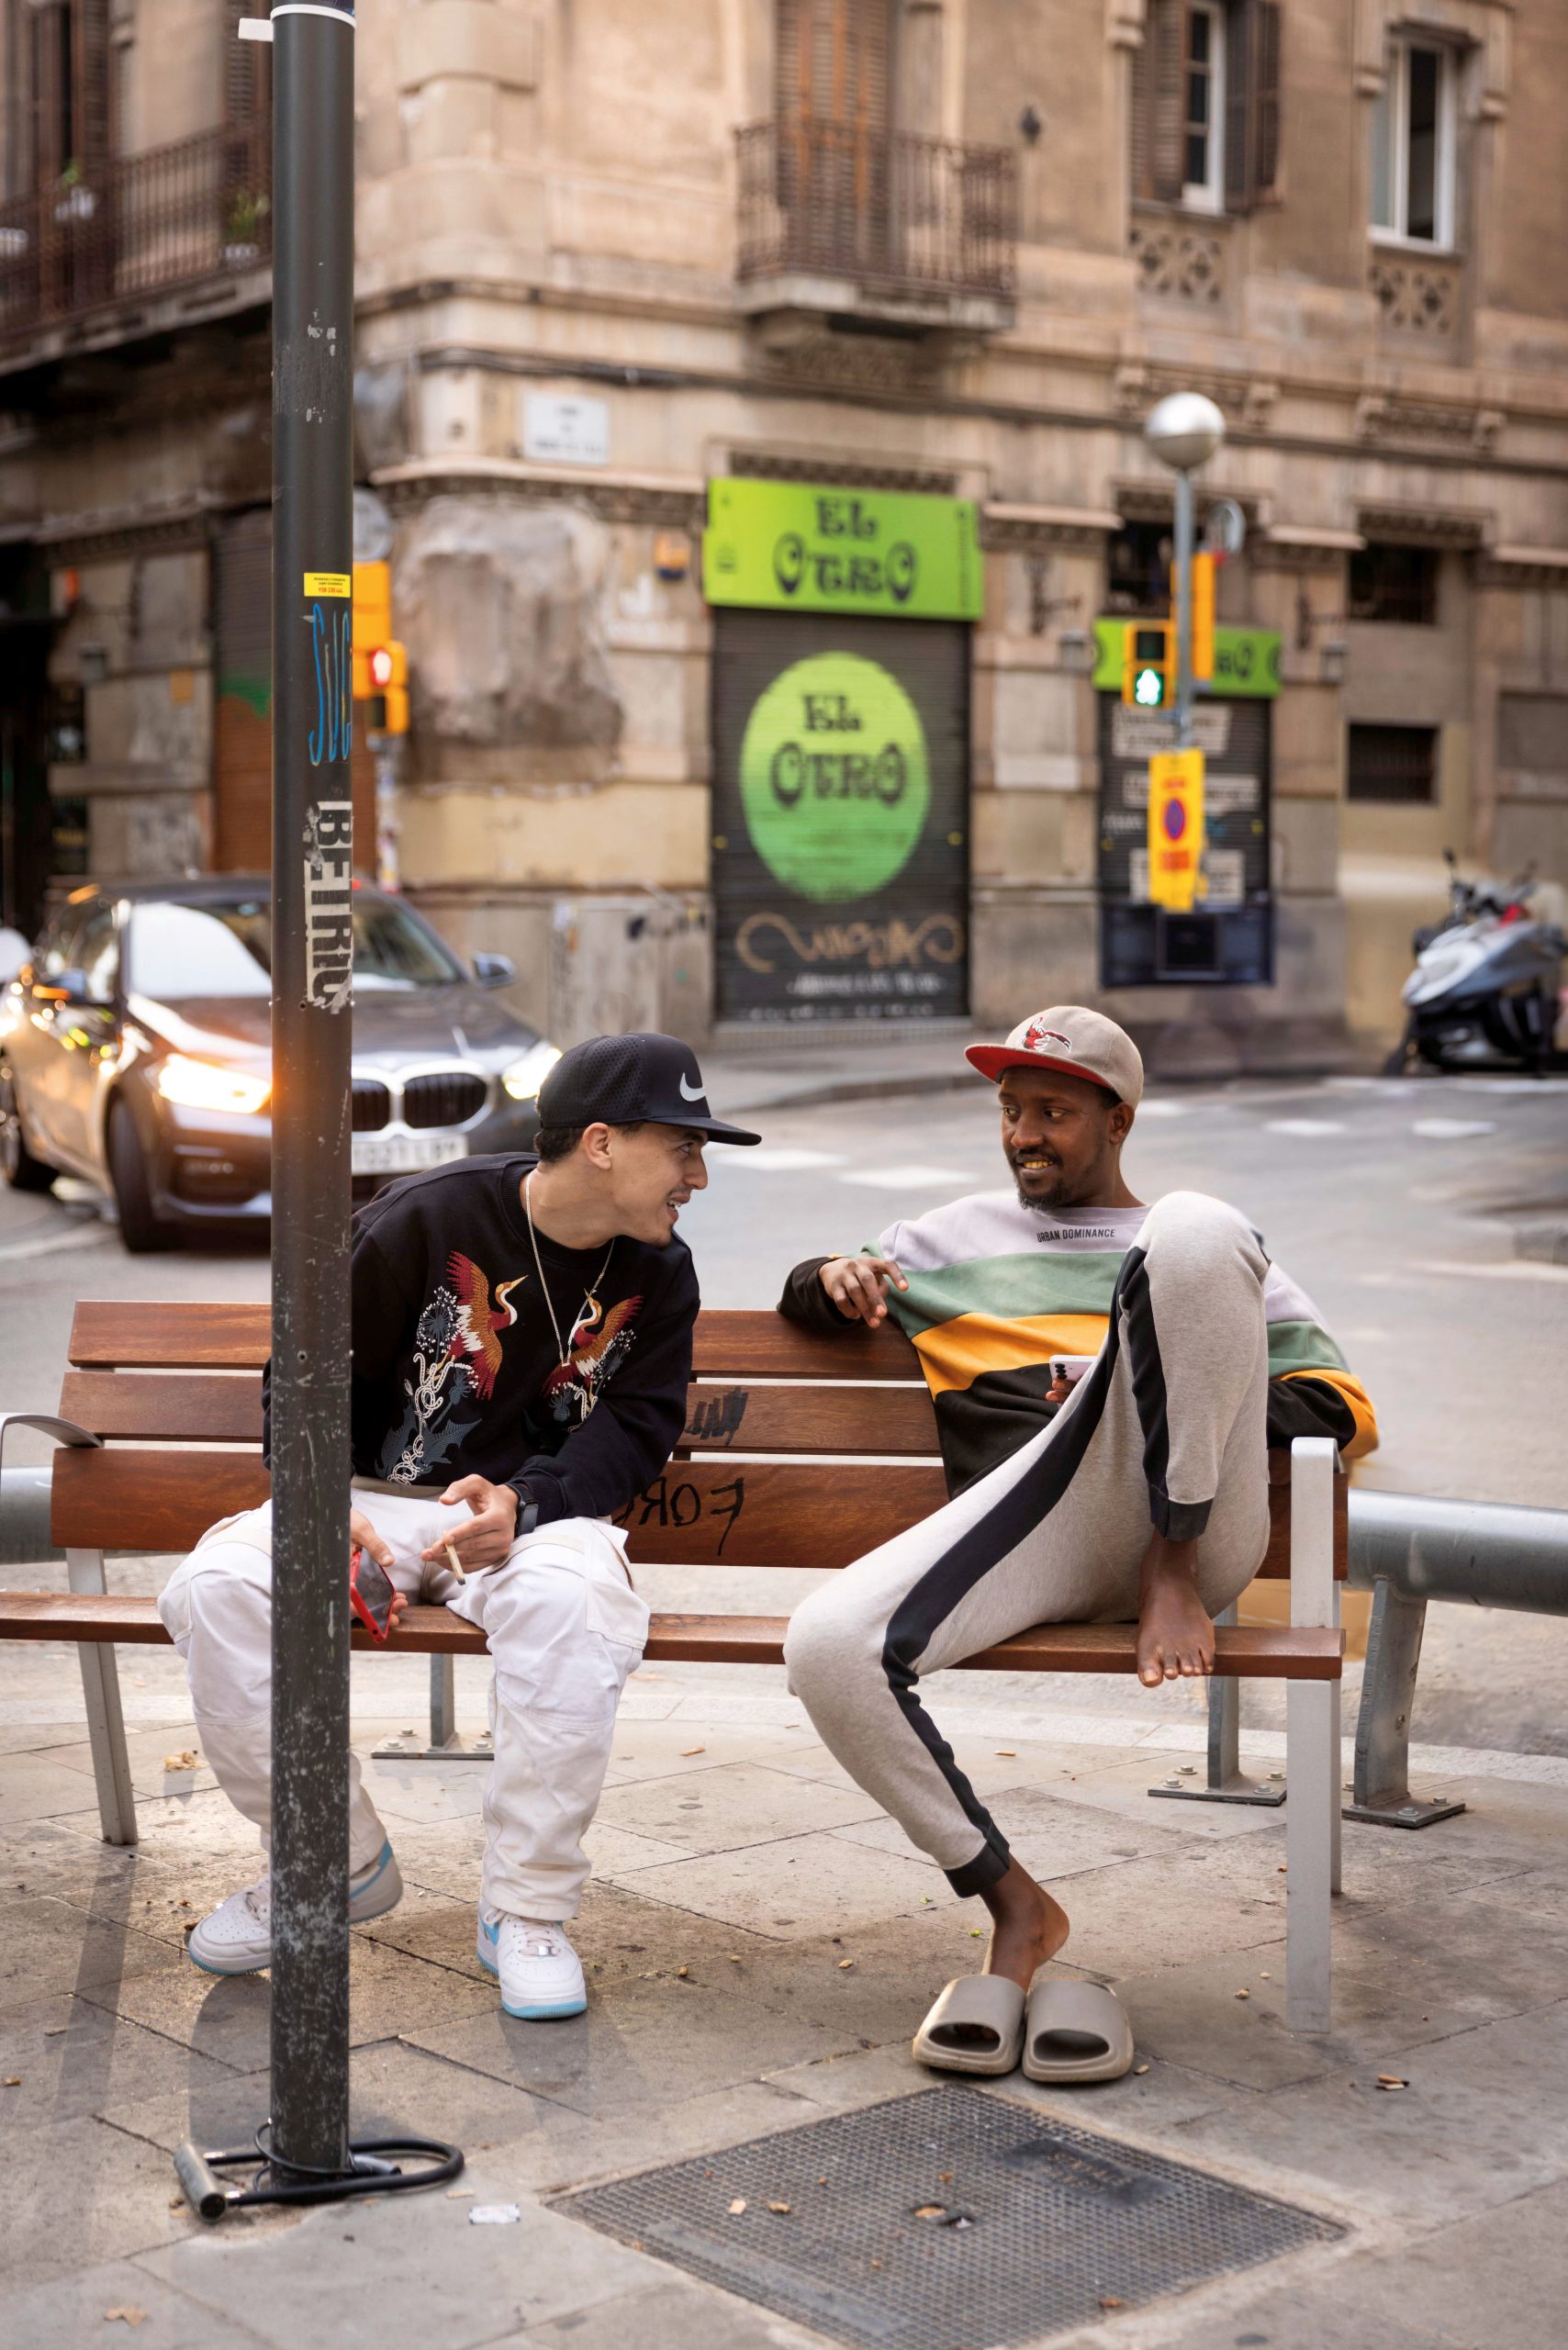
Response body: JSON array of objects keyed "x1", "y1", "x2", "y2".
[{"x1": 559, "y1": 2086, "x2": 1341, "y2": 2350}]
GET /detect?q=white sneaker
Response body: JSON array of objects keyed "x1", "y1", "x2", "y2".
[
  {"x1": 186, "y1": 1841, "x2": 403, "y2": 1975},
  {"x1": 476, "y1": 1908, "x2": 587, "y2": 2019}
]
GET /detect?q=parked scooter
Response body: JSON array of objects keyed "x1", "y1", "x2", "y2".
[{"x1": 1385, "y1": 852, "x2": 1565, "y2": 1074}]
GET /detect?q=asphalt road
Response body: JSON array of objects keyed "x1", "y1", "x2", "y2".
[{"x1": 3, "y1": 1069, "x2": 1565, "y2": 1751}]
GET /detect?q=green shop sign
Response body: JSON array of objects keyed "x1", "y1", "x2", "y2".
[
  {"x1": 1092, "y1": 618, "x2": 1281, "y2": 699},
  {"x1": 738, "y1": 653, "x2": 932, "y2": 904},
  {"x1": 703, "y1": 477, "x2": 983, "y2": 622}
]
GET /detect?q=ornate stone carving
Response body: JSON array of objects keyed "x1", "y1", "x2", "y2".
[
  {"x1": 1129, "y1": 215, "x2": 1226, "y2": 307},
  {"x1": 1355, "y1": 396, "x2": 1503, "y2": 454},
  {"x1": 1357, "y1": 504, "x2": 1487, "y2": 548},
  {"x1": 1369, "y1": 252, "x2": 1460, "y2": 335},
  {"x1": 751, "y1": 326, "x2": 944, "y2": 399},
  {"x1": 1112, "y1": 363, "x2": 1277, "y2": 435}
]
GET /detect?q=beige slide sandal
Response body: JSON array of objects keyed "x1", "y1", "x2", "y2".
[
  {"x1": 913, "y1": 1974, "x2": 1026, "y2": 2076},
  {"x1": 1022, "y1": 1975, "x2": 1135, "y2": 2085}
]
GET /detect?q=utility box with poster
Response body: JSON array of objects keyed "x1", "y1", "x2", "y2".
[{"x1": 1092, "y1": 618, "x2": 1279, "y2": 989}]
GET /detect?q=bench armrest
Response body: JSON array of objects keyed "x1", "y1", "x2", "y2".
[{"x1": 0, "y1": 1413, "x2": 104, "y2": 1480}]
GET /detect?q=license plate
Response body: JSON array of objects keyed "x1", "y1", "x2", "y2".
[{"x1": 351, "y1": 1132, "x2": 469, "y2": 1176}]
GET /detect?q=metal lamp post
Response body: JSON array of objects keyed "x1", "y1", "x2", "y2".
[
  {"x1": 171, "y1": 0, "x2": 461, "y2": 2218},
  {"x1": 1143, "y1": 392, "x2": 1226, "y2": 748}
]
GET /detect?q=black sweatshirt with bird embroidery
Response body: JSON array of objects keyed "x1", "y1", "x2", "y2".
[{"x1": 262, "y1": 1153, "x2": 698, "y2": 1526}]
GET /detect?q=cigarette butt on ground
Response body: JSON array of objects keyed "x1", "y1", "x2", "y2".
[{"x1": 443, "y1": 1541, "x2": 466, "y2": 1583}]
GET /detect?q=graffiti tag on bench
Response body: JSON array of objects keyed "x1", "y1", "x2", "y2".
[
  {"x1": 614, "y1": 1472, "x2": 746, "y2": 1558},
  {"x1": 683, "y1": 1387, "x2": 749, "y2": 1447}
]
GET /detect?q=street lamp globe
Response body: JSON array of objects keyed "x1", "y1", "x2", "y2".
[{"x1": 1144, "y1": 391, "x2": 1226, "y2": 475}]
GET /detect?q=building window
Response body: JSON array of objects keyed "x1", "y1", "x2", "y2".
[
  {"x1": 1183, "y1": 3, "x2": 1226, "y2": 208},
  {"x1": 1348, "y1": 543, "x2": 1439, "y2": 626},
  {"x1": 1372, "y1": 38, "x2": 1456, "y2": 246},
  {"x1": 1105, "y1": 520, "x2": 1174, "y2": 618},
  {"x1": 1133, "y1": 0, "x2": 1281, "y2": 214},
  {"x1": 1347, "y1": 723, "x2": 1439, "y2": 805}
]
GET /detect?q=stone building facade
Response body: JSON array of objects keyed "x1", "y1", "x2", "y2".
[{"x1": 2, "y1": 0, "x2": 1565, "y2": 1061}]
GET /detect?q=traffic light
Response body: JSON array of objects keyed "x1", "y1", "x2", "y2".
[
  {"x1": 351, "y1": 562, "x2": 408, "y2": 733},
  {"x1": 1122, "y1": 621, "x2": 1173, "y2": 709},
  {"x1": 1170, "y1": 553, "x2": 1216, "y2": 682}
]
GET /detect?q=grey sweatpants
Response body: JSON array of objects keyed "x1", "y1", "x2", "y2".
[{"x1": 783, "y1": 1191, "x2": 1272, "y2": 1896}]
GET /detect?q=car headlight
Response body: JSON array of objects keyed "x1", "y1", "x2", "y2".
[
  {"x1": 501, "y1": 1042, "x2": 561, "y2": 1102},
  {"x1": 154, "y1": 1054, "x2": 272, "y2": 1116}
]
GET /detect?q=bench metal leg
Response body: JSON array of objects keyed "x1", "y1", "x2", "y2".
[
  {"x1": 1148, "y1": 1605, "x2": 1288, "y2": 1807},
  {"x1": 1285, "y1": 1441, "x2": 1337, "y2": 2033},
  {"x1": 372, "y1": 1654, "x2": 493, "y2": 1762},
  {"x1": 1344, "y1": 1576, "x2": 1466, "y2": 1829},
  {"x1": 65, "y1": 1548, "x2": 138, "y2": 1847}
]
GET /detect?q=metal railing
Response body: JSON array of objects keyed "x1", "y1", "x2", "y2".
[
  {"x1": 0, "y1": 120, "x2": 271, "y2": 344},
  {"x1": 735, "y1": 118, "x2": 1016, "y2": 303}
]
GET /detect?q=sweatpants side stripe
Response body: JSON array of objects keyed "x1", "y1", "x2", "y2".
[
  {"x1": 1119, "y1": 1242, "x2": 1211, "y2": 1541},
  {"x1": 880, "y1": 1304, "x2": 1126, "y2": 1893}
]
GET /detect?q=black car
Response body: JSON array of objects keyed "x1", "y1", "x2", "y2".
[{"x1": 0, "y1": 878, "x2": 560, "y2": 1249}]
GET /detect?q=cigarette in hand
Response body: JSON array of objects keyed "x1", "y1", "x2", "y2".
[{"x1": 443, "y1": 1541, "x2": 466, "y2": 1583}]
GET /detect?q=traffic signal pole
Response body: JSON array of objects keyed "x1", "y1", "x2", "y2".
[
  {"x1": 268, "y1": 0, "x2": 358, "y2": 2179},
  {"x1": 1172, "y1": 464, "x2": 1195, "y2": 753}
]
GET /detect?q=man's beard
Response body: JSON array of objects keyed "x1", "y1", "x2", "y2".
[{"x1": 1008, "y1": 1153, "x2": 1072, "y2": 1213}]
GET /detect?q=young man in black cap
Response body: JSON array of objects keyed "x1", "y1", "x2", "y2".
[{"x1": 158, "y1": 1034, "x2": 758, "y2": 2019}]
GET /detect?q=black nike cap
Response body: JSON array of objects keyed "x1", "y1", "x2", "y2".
[{"x1": 535, "y1": 1032, "x2": 761, "y2": 1146}]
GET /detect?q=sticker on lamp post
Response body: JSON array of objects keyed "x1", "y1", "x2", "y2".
[
  {"x1": 738, "y1": 653, "x2": 931, "y2": 904},
  {"x1": 1147, "y1": 750, "x2": 1204, "y2": 913}
]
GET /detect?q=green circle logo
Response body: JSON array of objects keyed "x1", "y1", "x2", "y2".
[{"x1": 737, "y1": 654, "x2": 930, "y2": 904}]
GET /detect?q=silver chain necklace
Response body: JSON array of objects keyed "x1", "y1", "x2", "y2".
[{"x1": 524, "y1": 1171, "x2": 615, "y2": 1421}]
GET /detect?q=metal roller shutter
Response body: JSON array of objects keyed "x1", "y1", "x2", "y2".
[
  {"x1": 711, "y1": 609, "x2": 969, "y2": 1025},
  {"x1": 1096, "y1": 692, "x2": 1273, "y2": 986}
]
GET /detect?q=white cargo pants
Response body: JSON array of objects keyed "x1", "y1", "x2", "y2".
[{"x1": 156, "y1": 1483, "x2": 649, "y2": 1921}]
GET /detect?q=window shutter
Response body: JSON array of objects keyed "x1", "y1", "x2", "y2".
[
  {"x1": 1225, "y1": 0, "x2": 1252, "y2": 209},
  {"x1": 775, "y1": 0, "x2": 890, "y2": 128},
  {"x1": 1252, "y1": 0, "x2": 1282, "y2": 200},
  {"x1": 1226, "y1": 0, "x2": 1282, "y2": 212},
  {"x1": 74, "y1": 0, "x2": 112, "y2": 175},
  {"x1": 1140, "y1": 0, "x2": 1188, "y2": 205}
]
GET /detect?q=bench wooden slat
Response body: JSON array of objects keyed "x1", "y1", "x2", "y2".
[
  {"x1": 69, "y1": 1301, "x2": 274, "y2": 1369},
  {"x1": 0, "y1": 1595, "x2": 1344, "y2": 1678},
  {"x1": 66, "y1": 1301, "x2": 924, "y2": 1381},
  {"x1": 56, "y1": 1371, "x2": 946, "y2": 1458},
  {"x1": 59, "y1": 1371, "x2": 265, "y2": 1445},
  {"x1": 49, "y1": 1448, "x2": 953, "y2": 1564},
  {"x1": 47, "y1": 1442, "x2": 1340, "y2": 1580}
]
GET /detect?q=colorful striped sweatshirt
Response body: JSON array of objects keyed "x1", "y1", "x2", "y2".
[{"x1": 780, "y1": 1193, "x2": 1377, "y2": 1499}]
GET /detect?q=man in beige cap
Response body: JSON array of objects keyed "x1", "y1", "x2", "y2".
[{"x1": 778, "y1": 1007, "x2": 1374, "y2": 2070}]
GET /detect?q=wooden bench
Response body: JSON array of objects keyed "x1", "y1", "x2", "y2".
[{"x1": 0, "y1": 1299, "x2": 1347, "y2": 2030}]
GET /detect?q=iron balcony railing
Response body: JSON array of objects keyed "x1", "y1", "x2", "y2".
[
  {"x1": 0, "y1": 119, "x2": 271, "y2": 346},
  {"x1": 736, "y1": 118, "x2": 1016, "y2": 305}
]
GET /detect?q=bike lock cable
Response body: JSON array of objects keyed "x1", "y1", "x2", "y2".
[{"x1": 174, "y1": 2123, "x2": 464, "y2": 2219}]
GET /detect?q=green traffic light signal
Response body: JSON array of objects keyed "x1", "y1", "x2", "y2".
[{"x1": 1134, "y1": 665, "x2": 1166, "y2": 707}]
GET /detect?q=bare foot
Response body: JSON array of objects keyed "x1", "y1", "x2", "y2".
[
  {"x1": 980, "y1": 1857, "x2": 1070, "y2": 1994},
  {"x1": 1137, "y1": 1532, "x2": 1215, "y2": 1686}
]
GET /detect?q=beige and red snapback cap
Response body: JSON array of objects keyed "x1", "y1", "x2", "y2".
[{"x1": 966, "y1": 1005, "x2": 1144, "y2": 1107}]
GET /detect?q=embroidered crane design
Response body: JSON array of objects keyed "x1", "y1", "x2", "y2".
[{"x1": 446, "y1": 1252, "x2": 527, "y2": 1400}]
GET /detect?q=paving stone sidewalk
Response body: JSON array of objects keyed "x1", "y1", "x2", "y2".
[{"x1": 3, "y1": 1600, "x2": 1566, "y2": 2350}]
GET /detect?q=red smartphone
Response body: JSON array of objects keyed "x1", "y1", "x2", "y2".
[{"x1": 350, "y1": 1545, "x2": 398, "y2": 1643}]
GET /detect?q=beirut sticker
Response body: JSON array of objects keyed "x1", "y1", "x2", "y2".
[{"x1": 737, "y1": 653, "x2": 930, "y2": 905}]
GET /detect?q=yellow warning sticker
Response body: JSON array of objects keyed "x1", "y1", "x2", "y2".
[{"x1": 303, "y1": 572, "x2": 352, "y2": 599}]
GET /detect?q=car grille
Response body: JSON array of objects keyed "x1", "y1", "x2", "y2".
[
  {"x1": 352, "y1": 1080, "x2": 392, "y2": 1133},
  {"x1": 403, "y1": 1071, "x2": 488, "y2": 1129}
]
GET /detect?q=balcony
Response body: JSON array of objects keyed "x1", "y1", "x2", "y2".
[
  {"x1": 735, "y1": 119, "x2": 1016, "y2": 337},
  {"x1": 0, "y1": 122, "x2": 271, "y2": 375}
]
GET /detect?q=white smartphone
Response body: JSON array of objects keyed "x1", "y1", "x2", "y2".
[{"x1": 1048, "y1": 1355, "x2": 1096, "y2": 1385}]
